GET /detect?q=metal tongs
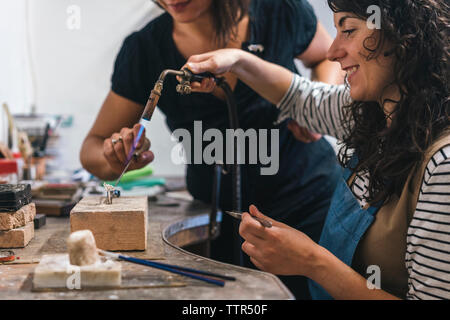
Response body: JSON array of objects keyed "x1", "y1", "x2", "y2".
[{"x1": 225, "y1": 211, "x2": 273, "y2": 228}]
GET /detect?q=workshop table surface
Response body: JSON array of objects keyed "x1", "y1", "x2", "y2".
[{"x1": 0, "y1": 192, "x2": 293, "y2": 300}]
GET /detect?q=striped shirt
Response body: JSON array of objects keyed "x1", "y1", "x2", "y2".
[{"x1": 277, "y1": 74, "x2": 450, "y2": 300}]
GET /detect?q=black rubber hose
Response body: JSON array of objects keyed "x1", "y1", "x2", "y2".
[
  {"x1": 218, "y1": 79, "x2": 243, "y2": 266},
  {"x1": 209, "y1": 163, "x2": 222, "y2": 240},
  {"x1": 178, "y1": 70, "x2": 243, "y2": 266}
]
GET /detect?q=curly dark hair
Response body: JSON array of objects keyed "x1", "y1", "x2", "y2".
[
  {"x1": 328, "y1": 0, "x2": 450, "y2": 204},
  {"x1": 152, "y1": 0, "x2": 250, "y2": 46}
]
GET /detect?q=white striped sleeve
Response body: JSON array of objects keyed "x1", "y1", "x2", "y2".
[
  {"x1": 276, "y1": 74, "x2": 352, "y2": 140},
  {"x1": 406, "y1": 145, "x2": 450, "y2": 300}
]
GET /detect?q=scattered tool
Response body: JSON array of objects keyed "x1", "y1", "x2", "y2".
[
  {"x1": 0, "y1": 250, "x2": 15, "y2": 263},
  {"x1": 225, "y1": 211, "x2": 273, "y2": 228},
  {"x1": 99, "y1": 249, "x2": 235, "y2": 287}
]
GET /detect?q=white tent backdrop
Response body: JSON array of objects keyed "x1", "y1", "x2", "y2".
[{"x1": 0, "y1": 0, "x2": 336, "y2": 175}]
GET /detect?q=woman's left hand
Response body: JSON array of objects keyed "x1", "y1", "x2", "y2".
[
  {"x1": 178, "y1": 49, "x2": 244, "y2": 93},
  {"x1": 239, "y1": 205, "x2": 320, "y2": 276}
]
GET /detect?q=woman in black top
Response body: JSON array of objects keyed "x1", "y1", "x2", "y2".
[{"x1": 80, "y1": 0, "x2": 343, "y2": 299}]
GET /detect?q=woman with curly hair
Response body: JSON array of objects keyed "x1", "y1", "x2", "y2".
[{"x1": 185, "y1": 0, "x2": 450, "y2": 299}]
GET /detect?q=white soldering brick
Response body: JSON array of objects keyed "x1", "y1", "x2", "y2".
[{"x1": 33, "y1": 254, "x2": 121, "y2": 289}]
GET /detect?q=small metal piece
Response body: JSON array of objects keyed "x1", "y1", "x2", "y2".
[
  {"x1": 103, "y1": 183, "x2": 120, "y2": 205},
  {"x1": 176, "y1": 72, "x2": 193, "y2": 95},
  {"x1": 176, "y1": 83, "x2": 192, "y2": 95},
  {"x1": 225, "y1": 211, "x2": 272, "y2": 228},
  {"x1": 175, "y1": 68, "x2": 218, "y2": 95}
]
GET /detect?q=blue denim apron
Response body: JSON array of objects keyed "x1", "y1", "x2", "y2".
[{"x1": 308, "y1": 156, "x2": 380, "y2": 300}]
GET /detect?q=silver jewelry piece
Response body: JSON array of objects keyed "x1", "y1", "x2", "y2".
[{"x1": 103, "y1": 183, "x2": 120, "y2": 204}]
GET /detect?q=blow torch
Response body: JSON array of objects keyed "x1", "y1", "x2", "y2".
[{"x1": 106, "y1": 68, "x2": 243, "y2": 266}]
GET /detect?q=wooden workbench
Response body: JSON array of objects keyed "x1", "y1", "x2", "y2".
[{"x1": 0, "y1": 192, "x2": 293, "y2": 300}]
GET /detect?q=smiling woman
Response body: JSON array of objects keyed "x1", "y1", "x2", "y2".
[
  {"x1": 326, "y1": 0, "x2": 449, "y2": 206},
  {"x1": 183, "y1": 0, "x2": 449, "y2": 300},
  {"x1": 327, "y1": 14, "x2": 396, "y2": 104}
]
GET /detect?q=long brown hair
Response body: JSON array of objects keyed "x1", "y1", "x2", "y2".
[
  {"x1": 328, "y1": 0, "x2": 450, "y2": 205},
  {"x1": 152, "y1": 0, "x2": 250, "y2": 46}
]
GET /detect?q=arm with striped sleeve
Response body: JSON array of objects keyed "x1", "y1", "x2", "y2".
[
  {"x1": 406, "y1": 145, "x2": 450, "y2": 300},
  {"x1": 276, "y1": 74, "x2": 352, "y2": 140}
]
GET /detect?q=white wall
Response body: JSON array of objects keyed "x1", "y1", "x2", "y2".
[
  {"x1": 0, "y1": 0, "x2": 336, "y2": 175},
  {"x1": 0, "y1": 0, "x2": 31, "y2": 147},
  {"x1": 0, "y1": 0, "x2": 31, "y2": 115},
  {"x1": 0, "y1": 0, "x2": 181, "y2": 175}
]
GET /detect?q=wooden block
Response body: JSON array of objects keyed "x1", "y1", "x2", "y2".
[
  {"x1": 70, "y1": 197, "x2": 148, "y2": 251},
  {"x1": 0, "y1": 203, "x2": 36, "y2": 231},
  {"x1": 33, "y1": 254, "x2": 121, "y2": 289},
  {"x1": 0, "y1": 222, "x2": 34, "y2": 248}
]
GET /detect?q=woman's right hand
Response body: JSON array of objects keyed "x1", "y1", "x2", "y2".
[{"x1": 103, "y1": 123, "x2": 154, "y2": 176}]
